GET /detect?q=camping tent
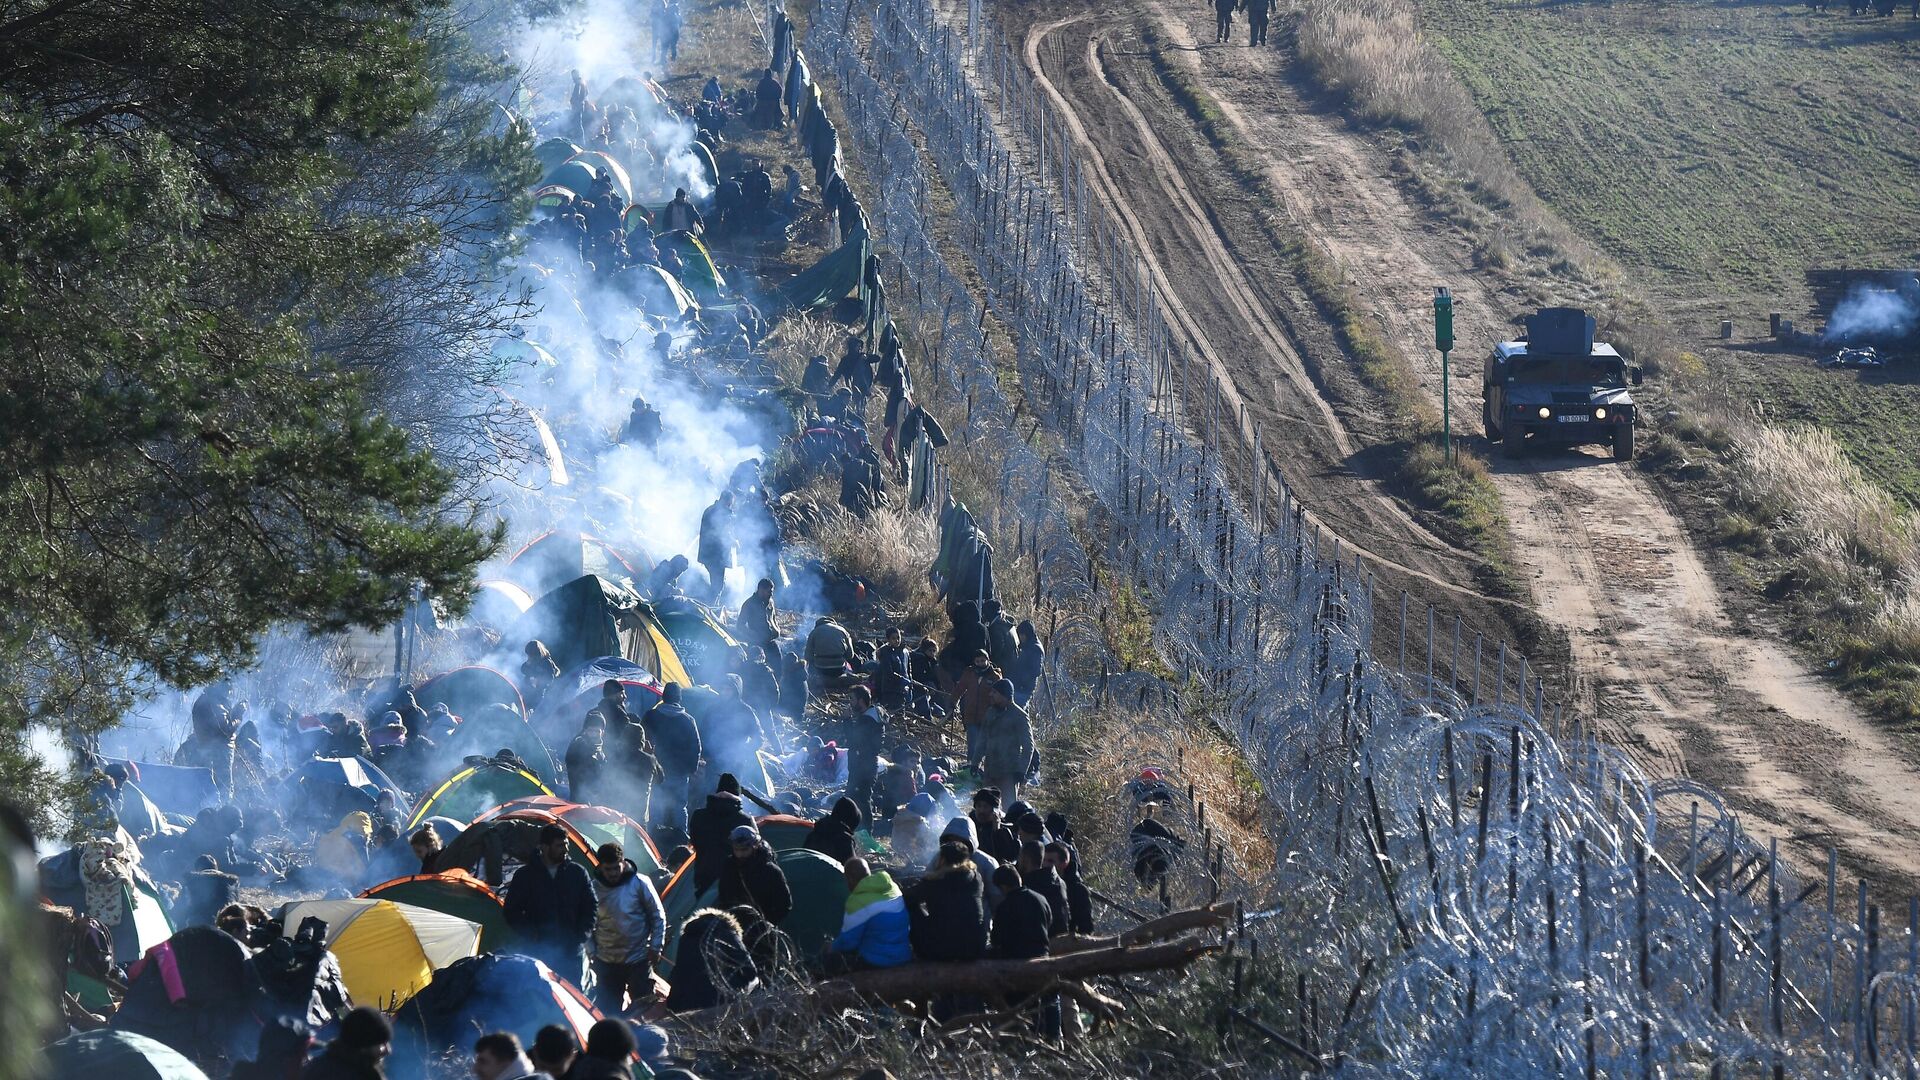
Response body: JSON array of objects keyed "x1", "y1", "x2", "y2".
[
  {"x1": 532, "y1": 183, "x2": 578, "y2": 210},
  {"x1": 362, "y1": 871, "x2": 512, "y2": 952},
  {"x1": 291, "y1": 756, "x2": 408, "y2": 819},
  {"x1": 472, "y1": 798, "x2": 663, "y2": 876},
  {"x1": 650, "y1": 599, "x2": 743, "y2": 686},
  {"x1": 102, "y1": 760, "x2": 216, "y2": 817},
  {"x1": 467, "y1": 579, "x2": 536, "y2": 633},
  {"x1": 754, "y1": 814, "x2": 817, "y2": 852},
  {"x1": 281, "y1": 899, "x2": 482, "y2": 1009},
  {"x1": 570, "y1": 150, "x2": 634, "y2": 204},
  {"x1": 655, "y1": 230, "x2": 726, "y2": 300},
  {"x1": 413, "y1": 665, "x2": 526, "y2": 725},
  {"x1": 406, "y1": 759, "x2": 554, "y2": 830},
  {"x1": 541, "y1": 156, "x2": 604, "y2": 201},
  {"x1": 504, "y1": 531, "x2": 644, "y2": 598},
  {"x1": 437, "y1": 704, "x2": 558, "y2": 784},
  {"x1": 388, "y1": 955, "x2": 609, "y2": 1080},
  {"x1": 533, "y1": 138, "x2": 583, "y2": 173},
  {"x1": 503, "y1": 575, "x2": 691, "y2": 684},
  {"x1": 660, "y1": 848, "x2": 848, "y2": 969},
  {"x1": 613, "y1": 263, "x2": 698, "y2": 319},
  {"x1": 778, "y1": 227, "x2": 869, "y2": 312},
  {"x1": 42, "y1": 1030, "x2": 210, "y2": 1080}
]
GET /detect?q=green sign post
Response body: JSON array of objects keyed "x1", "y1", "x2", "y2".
[{"x1": 1434, "y1": 287, "x2": 1454, "y2": 465}]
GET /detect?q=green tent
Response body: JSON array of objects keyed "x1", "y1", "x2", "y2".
[
  {"x1": 659, "y1": 848, "x2": 850, "y2": 971},
  {"x1": 755, "y1": 814, "x2": 815, "y2": 852},
  {"x1": 43, "y1": 1030, "x2": 209, "y2": 1080},
  {"x1": 543, "y1": 158, "x2": 602, "y2": 199},
  {"x1": 654, "y1": 230, "x2": 726, "y2": 301},
  {"x1": 778, "y1": 228, "x2": 869, "y2": 311},
  {"x1": 571, "y1": 150, "x2": 634, "y2": 204},
  {"x1": 689, "y1": 141, "x2": 719, "y2": 193},
  {"x1": 363, "y1": 871, "x2": 514, "y2": 952},
  {"x1": 406, "y1": 760, "x2": 554, "y2": 829},
  {"x1": 534, "y1": 138, "x2": 583, "y2": 173}
]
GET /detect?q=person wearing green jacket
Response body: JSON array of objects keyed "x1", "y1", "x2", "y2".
[{"x1": 826, "y1": 858, "x2": 912, "y2": 971}]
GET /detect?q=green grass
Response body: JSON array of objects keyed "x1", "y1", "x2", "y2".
[{"x1": 1420, "y1": 0, "x2": 1920, "y2": 304}]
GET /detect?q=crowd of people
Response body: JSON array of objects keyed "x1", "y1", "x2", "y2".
[{"x1": 27, "y1": 11, "x2": 1196, "y2": 1080}]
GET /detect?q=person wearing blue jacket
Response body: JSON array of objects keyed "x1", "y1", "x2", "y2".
[{"x1": 826, "y1": 857, "x2": 912, "y2": 971}]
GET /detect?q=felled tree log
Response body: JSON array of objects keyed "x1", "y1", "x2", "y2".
[
  {"x1": 1048, "y1": 903, "x2": 1232, "y2": 956},
  {"x1": 810, "y1": 936, "x2": 1221, "y2": 1011}
]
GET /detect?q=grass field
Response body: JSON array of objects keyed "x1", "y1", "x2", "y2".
[
  {"x1": 1419, "y1": 0, "x2": 1920, "y2": 308},
  {"x1": 1718, "y1": 351, "x2": 1920, "y2": 506}
]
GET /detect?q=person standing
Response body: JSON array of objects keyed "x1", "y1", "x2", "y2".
[
  {"x1": 1212, "y1": 0, "x2": 1237, "y2": 43},
  {"x1": 1008, "y1": 620, "x2": 1045, "y2": 708},
  {"x1": 698, "y1": 490, "x2": 736, "y2": 602},
  {"x1": 1247, "y1": 0, "x2": 1274, "y2": 45},
  {"x1": 641, "y1": 683, "x2": 703, "y2": 838},
  {"x1": 804, "y1": 796, "x2": 864, "y2": 863},
  {"x1": 975, "y1": 679, "x2": 1035, "y2": 801},
  {"x1": 735, "y1": 578, "x2": 779, "y2": 655},
  {"x1": 503, "y1": 825, "x2": 598, "y2": 985},
  {"x1": 301, "y1": 1006, "x2": 392, "y2": 1080},
  {"x1": 687, "y1": 773, "x2": 754, "y2": 893},
  {"x1": 990, "y1": 865, "x2": 1061, "y2": 1038},
  {"x1": 588, "y1": 842, "x2": 665, "y2": 1017},
  {"x1": 1017, "y1": 840, "x2": 1070, "y2": 937},
  {"x1": 565, "y1": 715, "x2": 608, "y2": 807},
  {"x1": 842, "y1": 686, "x2": 886, "y2": 820},
  {"x1": 873, "y1": 627, "x2": 911, "y2": 712},
  {"x1": 1045, "y1": 840, "x2": 1094, "y2": 935}
]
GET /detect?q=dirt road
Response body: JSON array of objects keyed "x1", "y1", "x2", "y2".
[{"x1": 1014, "y1": 6, "x2": 1920, "y2": 893}]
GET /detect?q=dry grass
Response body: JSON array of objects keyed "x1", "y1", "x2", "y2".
[
  {"x1": 805, "y1": 503, "x2": 947, "y2": 633},
  {"x1": 1660, "y1": 392, "x2": 1920, "y2": 721}
]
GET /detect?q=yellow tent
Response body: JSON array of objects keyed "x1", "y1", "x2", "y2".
[{"x1": 283, "y1": 898, "x2": 482, "y2": 1009}]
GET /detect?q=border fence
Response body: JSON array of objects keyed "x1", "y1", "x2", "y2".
[{"x1": 772, "y1": 0, "x2": 1920, "y2": 1071}]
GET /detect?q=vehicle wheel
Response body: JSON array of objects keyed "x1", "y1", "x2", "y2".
[
  {"x1": 1483, "y1": 401, "x2": 1501, "y2": 442},
  {"x1": 1613, "y1": 424, "x2": 1636, "y2": 461}
]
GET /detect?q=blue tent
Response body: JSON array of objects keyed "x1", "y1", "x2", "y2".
[
  {"x1": 292, "y1": 756, "x2": 408, "y2": 813},
  {"x1": 42, "y1": 1030, "x2": 210, "y2": 1080},
  {"x1": 387, "y1": 954, "x2": 619, "y2": 1080}
]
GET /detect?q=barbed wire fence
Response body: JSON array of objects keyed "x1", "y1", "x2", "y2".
[{"x1": 776, "y1": 0, "x2": 1920, "y2": 1072}]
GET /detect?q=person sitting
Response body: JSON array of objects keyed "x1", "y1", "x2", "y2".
[
  {"x1": 891, "y1": 792, "x2": 941, "y2": 868},
  {"x1": 904, "y1": 840, "x2": 988, "y2": 962},
  {"x1": 664, "y1": 908, "x2": 758, "y2": 1013},
  {"x1": 824, "y1": 857, "x2": 911, "y2": 972},
  {"x1": 803, "y1": 796, "x2": 863, "y2": 864}
]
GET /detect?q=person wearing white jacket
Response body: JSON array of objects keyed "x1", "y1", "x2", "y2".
[{"x1": 589, "y1": 842, "x2": 666, "y2": 1017}]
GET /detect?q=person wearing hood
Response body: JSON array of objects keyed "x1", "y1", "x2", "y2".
[
  {"x1": 1008, "y1": 620, "x2": 1045, "y2": 707},
  {"x1": 933, "y1": 815, "x2": 1003, "y2": 908},
  {"x1": 641, "y1": 683, "x2": 703, "y2": 837},
  {"x1": 826, "y1": 857, "x2": 911, "y2": 970},
  {"x1": 642, "y1": 554, "x2": 691, "y2": 600},
  {"x1": 178, "y1": 854, "x2": 239, "y2": 928},
  {"x1": 472, "y1": 1033, "x2": 542, "y2": 1080},
  {"x1": 686, "y1": 773, "x2": 753, "y2": 893},
  {"x1": 704, "y1": 675, "x2": 768, "y2": 785},
  {"x1": 302, "y1": 1006, "x2": 391, "y2": 1080},
  {"x1": 314, "y1": 811, "x2": 372, "y2": 886},
  {"x1": 904, "y1": 840, "x2": 989, "y2": 962},
  {"x1": 566, "y1": 1018, "x2": 636, "y2": 1079},
  {"x1": 874, "y1": 743, "x2": 922, "y2": 826},
  {"x1": 804, "y1": 615, "x2": 854, "y2": 691},
  {"x1": 697, "y1": 489, "x2": 736, "y2": 602},
  {"x1": 991, "y1": 865, "x2": 1063, "y2": 1039},
  {"x1": 589, "y1": 842, "x2": 666, "y2": 1017},
  {"x1": 718, "y1": 825, "x2": 792, "y2": 924},
  {"x1": 891, "y1": 791, "x2": 940, "y2": 867},
  {"x1": 319, "y1": 713, "x2": 372, "y2": 762},
  {"x1": 665, "y1": 908, "x2": 758, "y2": 1013},
  {"x1": 804, "y1": 796, "x2": 863, "y2": 863}
]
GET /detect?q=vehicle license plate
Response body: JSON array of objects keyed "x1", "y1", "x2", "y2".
[{"x1": 1558, "y1": 415, "x2": 1588, "y2": 423}]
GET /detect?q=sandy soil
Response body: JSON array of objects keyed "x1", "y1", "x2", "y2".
[{"x1": 1007, "y1": 3, "x2": 1920, "y2": 895}]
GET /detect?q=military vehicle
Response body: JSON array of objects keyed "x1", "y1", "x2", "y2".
[{"x1": 1482, "y1": 307, "x2": 1643, "y2": 460}]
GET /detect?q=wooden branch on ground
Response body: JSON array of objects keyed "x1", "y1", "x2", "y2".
[
  {"x1": 810, "y1": 936, "x2": 1221, "y2": 1011},
  {"x1": 1048, "y1": 903, "x2": 1231, "y2": 955}
]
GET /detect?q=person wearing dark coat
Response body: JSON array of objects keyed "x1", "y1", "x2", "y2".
[
  {"x1": 566, "y1": 1018, "x2": 637, "y2": 1079},
  {"x1": 1017, "y1": 841, "x2": 1070, "y2": 937},
  {"x1": 832, "y1": 336, "x2": 876, "y2": 399},
  {"x1": 841, "y1": 686, "x2": 886, "y2": 819},
  {"x1": 1008, "y1": 620, "x2": 1045, "y2": 707},
  {"x1": 804, "y1": 797, "x2": 863, "y2": 863},
  {"x1": 752, "y1": 67, "x2": 785, "y2": 127},
  {"x1": 665, "y1": 908, "x2": 758, "y2": 1012},
  {"x1": 1130, "y1": 804, "x2": 1186, "y2": 887},
  {"x1": 968, "y1": 788, "x2": 1022, "y2": 865},
  {"x1": 503, "y1": 825, "x2": 598, "y2": 985},
  {"x1": 697, "y1": 490, "x2": 735, "y2": 601},
  {"x1": 873, "y1": 627, "x2": 911, "y2": 711},
  {"x1": 1045, "y1": 841, "x2": 1094, "y2": 935},
  {"x1": 903, "y1": 841, "x2": 989, "y2": 962},
  {"x1": 990, "y1": 866, "x2": 1052, "y2": 960},
  {"x1": 642, "y1": 683, "x2": 703, "y2": 836},
  {"x1": 301, "y1": 1006, "x2": 391, "y2": 1080},
  {"x1": 717, "y1": 825, "x2": 792, "y2": 924},
  {"x1": 565, "y1": 716, "x2": 609, "y2": 807},
  {"x1": 686, "y1": 775, "x2": 754, "y2": 894}
]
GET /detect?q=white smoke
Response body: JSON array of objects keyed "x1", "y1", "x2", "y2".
[{"x1": 1826, "y1": 281, "x2": 1919, "y2": 343}]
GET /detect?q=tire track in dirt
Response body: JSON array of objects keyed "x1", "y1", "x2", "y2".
[
  {"x1": 1075, "y1": 6, "x2": 1920, "y2": 892},
  {"x1": 1021, "y1": 15, "x2": 1524, "y2": 613}
]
